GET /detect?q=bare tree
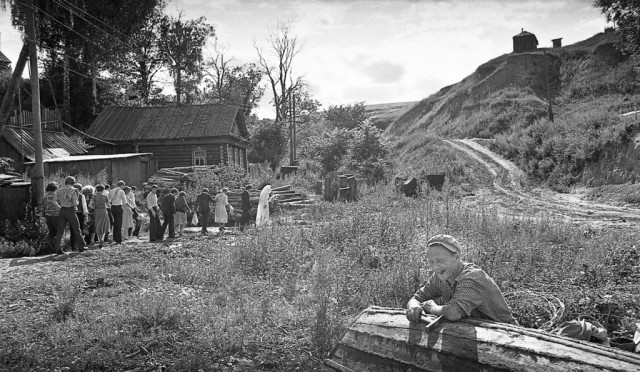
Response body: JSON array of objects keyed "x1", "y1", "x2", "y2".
[
  {"x1": 255, "y1": 21, "x2": 303, "y2": 123},
  {"x1": 202, "y1": 46, "x2": 265, "y2": 115}
]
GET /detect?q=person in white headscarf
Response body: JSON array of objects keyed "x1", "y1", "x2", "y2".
[{"x1": 255, "y1": 185, "x2": 272, "y2": 227}]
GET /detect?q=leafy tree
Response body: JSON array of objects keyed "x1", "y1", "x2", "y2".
[
  {"x1": 202, "y1": 49, "x2": 265, "y2": 115},
  {"x1": 159, "y1": 13, "x2": 215, "y2": 104},
  {"x1": 292, "y1": 86, "x2": 321, "y2": 115},
  {"x1": 247, "y1": 117, "x2": 288, "y2": 170},
  {"x1": 595, "y1": 0, "x2": 640, "y2": 58},
  {"x1": 342, "y1": 122, "x2": 390, "y2": 183},
  {"x1": 300, "y1": 127, "x2": 352, "y2": 173},
  {"x1": 326, "y1": 102, "x2": 368, "y2": 130},
  {"x1": 300, "y1": 120, "x2": 390, "y2": 182},
  {"x1": 7, "y1": 0, "x2": 162, "y2": 126},
  {"x1": 255, "y1": 21, "x2": 303, "y2": 123},
  {"x1": 108, "y1": 1, "x2": 166, "y2": 103}
]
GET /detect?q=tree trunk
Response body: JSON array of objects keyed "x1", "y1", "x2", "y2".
[
  {"x1": 174, "y1": 64, "x2": 182, "y2": 104},
  {"x1": 63, "y1": 52, "x2": 71, "y2": 122}
]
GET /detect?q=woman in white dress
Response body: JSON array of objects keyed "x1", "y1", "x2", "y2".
[
  {"x1": 255, "y1": 185, "x2": 272, "y2": 227},
  {"x1": 214, "y1": 188, "x2": 229, "y2": 233}
]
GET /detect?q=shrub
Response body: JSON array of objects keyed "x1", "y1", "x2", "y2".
[{"x1": 0, "y1": 218, "x2": 50, "y2": 258}]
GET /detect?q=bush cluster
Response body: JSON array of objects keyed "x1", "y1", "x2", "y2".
[{"x1": 491, "y1": 109, "x2": 637, "y2": 190}]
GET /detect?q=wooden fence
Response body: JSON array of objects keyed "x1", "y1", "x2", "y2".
[{"x1": 9, "y1": 107, "x2": 63, "y2": 131}]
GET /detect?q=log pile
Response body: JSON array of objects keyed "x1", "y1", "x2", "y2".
[
  {"x1": 226, "y1": 184, "x2": 317, "y2": 218},
  {"x1": 146, "y1": 167, "x2": 194, "y2": 190},
  {"x1": 143, "y1": 167, "x2": 319, "y2": 218}
]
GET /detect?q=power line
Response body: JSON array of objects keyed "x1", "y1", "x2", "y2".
[{"x1": 55, "y1": 0, "x2": 130, "y2": 40}]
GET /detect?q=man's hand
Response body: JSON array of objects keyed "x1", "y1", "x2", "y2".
[
  {"x1": 406, "y1": 305, "x2": 423, "y2": 323},
  {"x1": 420, "y1": 300, "x2": 439, "y2": 313}
]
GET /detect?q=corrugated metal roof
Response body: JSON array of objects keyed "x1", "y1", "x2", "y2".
[
  {"x1": 24, "y1": 153, "x2": 153, "y2": 164},
  {"x1": 86, "y1": 103, "x2": 249, "y2": 142},
  {"x1": 0, "y1": 50, "x2": 11, "y2": 64},
  {"x1": 1, "y1": 127, "x2": 87, "y2": 157}
]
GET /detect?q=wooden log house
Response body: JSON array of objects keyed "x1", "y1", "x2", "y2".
[{"x1": 86, "y1": 103, "x2": 250, "y2": 170}]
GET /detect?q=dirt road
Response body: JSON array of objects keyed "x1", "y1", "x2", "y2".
[{"x1": 444, "y1": 139, "x2": 640, "y2": 230}]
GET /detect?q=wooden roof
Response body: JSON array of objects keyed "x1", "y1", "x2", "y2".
[
  {"x1": 86, "y1": 104, "x2": 249, "y2": 142},
  {"x1": 1, "y1": 126, "x2": 87, "y2": 158},
  {"x1": 0, "y1": 50, "x2": 11, "y2": 64}
]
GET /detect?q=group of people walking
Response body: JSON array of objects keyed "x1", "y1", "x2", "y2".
[
  {"x1": 43, "y1": 177, "x2": 272, "y2": 250},
  {"x1": 147, "y1": 185, "x2": 254, "y2": 241},
  {"x1": 43, "y1": 176, "x2": 140, "y2": 253}
]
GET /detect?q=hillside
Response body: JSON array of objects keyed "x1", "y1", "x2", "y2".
[
  {"x1": 387, "y1": 31, "x2": 640, "y2": 195},
  {"x1": 364, "y1": 101, "x2": 416, "y2": 130}
]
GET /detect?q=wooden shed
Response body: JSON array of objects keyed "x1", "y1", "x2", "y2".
[
  {"x1": 0, "y1": 124, "x2": 87, "y2": 172},
  {"x1": 86, "y1": 103, "x2": 250, "y2": 170},
  {"x1": 0, "y1": 174, "x2": 30, "y2": 222},
  {"x1": 513, "y1": 29, "x2": 538, "y2": 53},
  {"x1": 24, "y1": 153, "x2": 154, "y2": 188}
]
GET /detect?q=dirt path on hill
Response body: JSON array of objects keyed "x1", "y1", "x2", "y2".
[{"x1": 444, "y1": 139, "x2": 640, "y2": 230}]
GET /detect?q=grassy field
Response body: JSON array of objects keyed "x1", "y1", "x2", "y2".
[{"x1": 1, "y1": 185, "x2": 639, "y2": 371}]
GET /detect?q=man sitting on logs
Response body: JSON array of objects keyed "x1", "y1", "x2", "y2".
[{"x1": 406, "y1": 234, "x2": 517, "y2": 324}]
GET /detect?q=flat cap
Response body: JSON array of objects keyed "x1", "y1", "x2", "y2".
[{"x1": 427, "y1": 234, "x2": 462, "y2": 254}]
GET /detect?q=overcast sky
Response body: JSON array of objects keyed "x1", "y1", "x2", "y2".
[{"x1": 0, "y1": 0, "x2": 609, "y2": 119}]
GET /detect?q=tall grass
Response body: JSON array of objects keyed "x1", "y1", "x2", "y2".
[{"x1": 1, "y1": 186, "x2": 638, "y2": 370}]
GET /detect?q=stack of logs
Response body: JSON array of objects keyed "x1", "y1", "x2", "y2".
[
  {"x1": 146, "y1": 167, "x2": 197, "y2": 190},
  {"x1": 226, "y1": 184, "x2": 314, "y2": 218},
  {"x1": 144, "y1": 166, "x2": 318, "y2": 218}
]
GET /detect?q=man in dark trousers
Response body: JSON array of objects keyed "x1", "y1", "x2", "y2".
[
  {"x1": 194, "y1": 188, "x2": 214, "y2": 235},
  {"x1": 240, "y1": 184, "x2": 253, "y2": 231},
  {"x1": 109, "y1": 180, "x2": 127, "y2": 244},
  {"x1": 146, "y1": 184, "x2": 162, "y2": 242},
  {"x1": 160, "y1": 188, "x2": 178, "y2": 239}
]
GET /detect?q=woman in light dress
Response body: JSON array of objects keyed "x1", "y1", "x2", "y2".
[
  {"x1": 122, "y1": 186, "x2": 136, "y2": 239},
  {"x1": 255, "y1": 185, "x2": 272, "y2": 227},
  {"x1": 174, "y1": 191, "x2": 191, "y2": 237},
  {"x1": 214, "y1": 187, "x2": 229, "y2": 233},
  {"x1": 90, "y1": 184, "x2": 110, "y2": 248}
]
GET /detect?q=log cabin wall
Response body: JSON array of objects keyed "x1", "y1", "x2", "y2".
[{"x1": 136, "y1": 140, "x2": 247, "y2": 169}]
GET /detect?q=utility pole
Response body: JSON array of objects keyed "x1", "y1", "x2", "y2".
[
  {"x1": 26, "y1": 0, "x2": 45, "y2": 214},
  {"x1": 288, "y1": 93, "x2": 298, "y2": 166}
]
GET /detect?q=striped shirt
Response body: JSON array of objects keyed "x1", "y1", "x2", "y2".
[
  {"x1": 413, "y1": 261, "x2": 516, "y2": 324},
  {"x1": 43, "y1": 191, "x2": 60, "y2": 216}
]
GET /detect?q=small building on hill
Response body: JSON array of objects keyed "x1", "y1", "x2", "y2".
[
  {"x1": 513, "y1": 29, "x2": 538, "y2": 53},
  {"x1": 552, "y1": 38, "x2": 563, "y2": 48},
  {"x1": 0, "y1": 112, "x2": 87, "y2": 172},
  {"x1": 86, "y1": 103, "x2": 250, "y2": 170}
]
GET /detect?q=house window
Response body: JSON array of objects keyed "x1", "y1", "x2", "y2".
[{"x1": 193, "y1": 149, "x2": 206, "y2": 166}]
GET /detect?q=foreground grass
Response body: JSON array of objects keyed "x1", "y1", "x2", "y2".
[{"x1": 1, "y1": 186, "x2": 639, "y2": 371}]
